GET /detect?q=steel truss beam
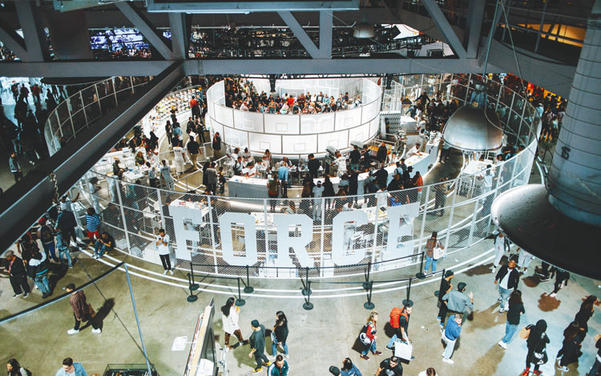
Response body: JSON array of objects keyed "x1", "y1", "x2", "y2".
[
  {"x1": 115, "y1": 2, "x2": 173, "y2": 60},
  {"x1": 420, "y1": 0, "x2": 467, "y2": 59},
  {"x1": 0, "y1": 57, "x2": 493, "y2": 77},
  {"x1": 0, "y1": 62, "x2": 184, "y2": 253}
]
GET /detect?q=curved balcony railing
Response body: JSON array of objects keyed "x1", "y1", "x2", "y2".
[
  {"x1": 54, "y1": 73, "x2": 539, "y2": 279},
  {"x1": 44, "y1": 76, "x2": 153, "y2": 155}
]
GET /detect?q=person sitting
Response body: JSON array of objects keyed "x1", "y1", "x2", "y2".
[{"x1": 93, "y1": 232, "x2": 114, "y2": 259}]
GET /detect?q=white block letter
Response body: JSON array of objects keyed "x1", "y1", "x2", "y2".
[
  {"x1": 332, "y1": 210, "x2": 368, "y2": 265},
  {"x1": 383, "y1": 203, "x2": 420, "y2": 260},
  {"x1": 169, "y1": 205, "x2": 204, "y2": 261},
  {"x1": 219, "y1": 212, "x2": 258, "y2": 266},
  {"x1": 273, "y1": 214, "x2": 314, "y2": 268}
]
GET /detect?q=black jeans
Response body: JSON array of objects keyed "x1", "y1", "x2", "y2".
[
  {"x1": 10, "y1": 275, "x2": 30, "y2": 295},
  {"x1": 159, "y1": 254, "x2": 172, "y2": 271},
  {"x1": 74, "y1": 312, "x2": 99, "y2": 330},
  {"x1": 253, "y1": 351, "x2": 269, "y2": 369},
  {"x1": 12, "y1": 171, "x2": 23, "y2": 182}
]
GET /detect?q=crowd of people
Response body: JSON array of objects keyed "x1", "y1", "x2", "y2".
[{"x1": 224, "y1": 77, "x2": 363, "y2": 114}]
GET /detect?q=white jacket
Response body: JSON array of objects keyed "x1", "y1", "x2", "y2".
[{"x1": 222, "y1": 307, "x2": 240, "y2": 334}]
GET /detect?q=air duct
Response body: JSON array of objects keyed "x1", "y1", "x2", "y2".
[{"x1": 492, "y1": 1, "x2": 601, "y2": 279}]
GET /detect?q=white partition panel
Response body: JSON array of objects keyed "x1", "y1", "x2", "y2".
[
  {"x1": 301, "y1": 112, "x2": 335, "y2": 134},
  {"x1": 223, "y1": 127, "x2": 248, "y2": 148},
  {"x1": 264, "y1": 113, "x2": 300, "y2": 134},
  {"x1": 214, "y1": 105, "x2": 234, "y2": 127},
  {"x1": 234, "y1": 110, "x2": 263, "y2": 132},
  {"x1": 318, "y1": 130, "x2": 349, "y2": 151},
  {"x1": 211, "y1": 120, "x2": 224, "y2": 138},
  {"x1": 249, "y1": 132, "x2": 282, "y2": 154},
  {"x1": 282, "y1": 134, "x2": 318, "y2": 154},
  {"x1": 362, "y1": 99, "x2": 381, "y2": 123},
  {"x1": 334, "y1": 106, "x2": 362, "y2": 130},
  {"x1": 369, "y1": 117, "x2": 379, "y2": 138},
  {"x1": 349, "y1": 123, "x2": 370, "y2": 143}
]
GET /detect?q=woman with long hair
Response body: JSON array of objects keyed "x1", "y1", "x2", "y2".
[
  {"x1": 498, "y1": 289, "x2": 525, "y2": 349},
  {"x1": 556, "y1": 321, "x2": 584, "y2": 372},
  {"x1": 6, "y1": 359, "x2": 28, "y2": 376},
  {"x1": 220, "y1": 297, "x2": 246, "y2": 350},
  {"x1": 340, "y1": 357, "x2": 362, "y2": 376},
  {"x1": 522, "y1": 319, "x2": 550, "y2": 376},
  {"x1": 360, "y1": 311, "x2": 382, "y2": 360},
  {"x1": 272, "y1": 311, "x2": 289, "y2": 357}
]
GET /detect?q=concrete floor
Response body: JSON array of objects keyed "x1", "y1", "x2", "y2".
[{"x1": 1, "y1": 245, "x2": 600, "y2": 376}]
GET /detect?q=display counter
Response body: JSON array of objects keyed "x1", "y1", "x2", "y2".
[{"x1": 226, "y1": 138, "x2": 440, "y2": 199}]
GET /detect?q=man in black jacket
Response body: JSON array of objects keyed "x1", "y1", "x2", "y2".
[
  {"x1": 4, "y1": 251, "x2": 30, "y2": 297},
  {"x1": 494, "y1": 255, "x2": 520, "y2": 313},
  {"x1": 57, "y1": 209, "x2": 78, "y2": 247},
  {"x1": 307, "y1": 154, "x2": 320, "y2": 179}
]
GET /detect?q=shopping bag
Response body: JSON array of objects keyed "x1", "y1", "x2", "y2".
[
  {"x1": 433, "y1": 246, "x2": 444, "y2": 260},
  {"x1": 393, "y1": 340, "x2": 412, "y2": 361}
]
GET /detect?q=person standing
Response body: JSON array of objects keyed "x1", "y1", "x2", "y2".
[
  {"x1": 28, "y1": 250, "x2": 51, "y2": 298},
  {"x1": 498, "y1": 289, "x2": 525, "y2": 349},
  {"x1": 269, "y1": 355, "x2": 289, "y2": 376},
  {"x1": 160, "y1": 160, "x2": 175, "y2": 191},
  {"x1": 278, "y1": 161, "x2": 289, "y2": 198},
  {"x1": 249, "y1": 319, "x2": 271, "y2": 372},
  {"x1": 212, "y1": 132, "x2": 222, "y2": 158},
  {"x1": 6, "y1": 358, "x2": 30, "y2": 376},
  {"x1": 360, "y1": 311, "x2": 382, "y2": 360},
  {"x1": 308, "y1": 153, "x2": 320, "y2": 178},
  {"x1": 156, "y1": 228, "x2": 173, "y2": 275},
  {"x1": 205, "y1": 162, "x2": 218, "y2": 195},
  {"x1": 388, "y1": 300, "x2": 412, "y2": 349},
  {"x1": 441, "y1": 282, "x2": 473, "y2": 326},
  {"x1": 66, "y1": 283, "x2": 101, "y2": 335},
  {"x1": 437, "y1": 270, "x2": 454, "y2": 327},
  {"x1": 491, "y1": 231, "x2": 509, "y2": 272},
  {"x1": 267, "y1": 175, "x2": 280, "y2": 212},
  {"x1": 55, "y1": 357, "x2": 88, "y2": 376},
  {"x1": 312, "y1": 180, "x2": 325, "y2": 221},
  {"x1": 37, "y1": 217, "x2": 57, "y2": 262},
  {"x1": 4, "y1": 251, "x2": 30, "y2": 297},
  {"x1": 433, "y1": 178, "x2": 448, "y2": 216},
  {"x1": 376, "y1": 356, "x2": 402, "y2": 376},
  {"x1": 424, "y1": 231, "x2": 444, "y2": 273},
  {"x1": 548, "y1": 267, "x2": 570, "y2": 297},
  {"x1": 272, "y1": 311, "x2": 289, "y2": 358},
  {"x1": 221, "y1": 297, "x2": 247, "y2": 350},
  {"x1": 56, "y1": 231, "x2": 73, "y2": 268},
  {"x1": 187, "y1": 137, "x2": 201, "y2": 169},
  {"x1": 441, "y1": 314, "x2": 462, "y2": 364},
  {"x1": 556, "y1": 322, "x2": 584, "y2": 372},
  {"x1": 494, "y1": 255, "x2": 520, "y2": 312},
  {"x1": 56, "y1": 208, "x2": 78, "y2": 248},
  {"x1": 522, "y1": 320, "x2": 550, "y2": 376},
  {"x1": 84, "y1": 207, "x2": 101, "y2": 244},
  {"x1": 8, "y1": 152, "x2": 22, "y2": 182},
  {"x1": 340, "y1": 358, "x2": 362, "y2": 376}
]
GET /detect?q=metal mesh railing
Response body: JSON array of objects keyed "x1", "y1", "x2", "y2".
[{"x1": 59, "y1": 73, "x2": 539, "y2": 279}]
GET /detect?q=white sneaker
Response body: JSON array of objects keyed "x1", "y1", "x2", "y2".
[
  {"x1": 92, "y1": 328, "x2": 102, "y2": 334},
  {"x1": 163, "y1": 270, "x2": 168, "y2": 275},
  {"x1": 557, "y1": 365, "x2": 569, "y2": 372},
  {"x1": 549, "y1": 292, "x2": 557, "y2": 298},
  {"x1": 169, "y1": 269, "x2": 174, "y2": 275},
  {"x1": 442, "y1": 358, "x2": 454, "y2": 364},
  {"x1": 498, "y1": 341, "x2": 507, "y2": 349},
  {"x1": 67, "y1": 329, "x2": 80, "y2": 335}
]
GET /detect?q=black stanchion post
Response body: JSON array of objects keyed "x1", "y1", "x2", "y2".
[
  {"x1": 236, "y1": 277, "x2": 246, "y2": 306},
  {"x1": 301, "y1": 267, "x2": 312, "y2": 296},
  {"x1": 186, "y1": 273, "x2": 198, "y2": 303},
  {"x1": 363, "y1": 261, "x2": 372, "y2": 290},
  {"x1": 364, "y1": 281, "x2": 375, "y2": 310},
  {"x1": 303, "y1": 281, "x2": 314, "y2": 310},
  {"x1": 434, "y1": 269, "x2": 446, "y2": 297},
  {"x1": 244, "y1": 265, "x2": 254, "y2": 293},
  {"x1": 415, "y1": 252, "x2": 426, "y2": 279},
  {"x1": 189, "y1": 263, "x2": 199, "y2": 291},
  {"x1": 403, "y1": 277, "x2": 413, "y2": 306}
]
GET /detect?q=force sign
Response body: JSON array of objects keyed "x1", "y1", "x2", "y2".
[{"x1": 169, "y1": 202, "x2": 419, "y2": 267}]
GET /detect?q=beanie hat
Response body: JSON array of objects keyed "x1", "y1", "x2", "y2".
[{"x1": 251, "y1": 319, "x2": 260, "y2": 328}]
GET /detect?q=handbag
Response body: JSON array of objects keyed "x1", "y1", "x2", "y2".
[
  {"x1": 534, "y1": 350, "x2": 548, "y2": 365},
  {"x1": 359, "y1": 332, "x2": 372, "y2": 345},
  {"x1": 518, "y1": 327, "x2": 530, "y2": 339},
  {"x1": 393, "y1": 340, "x2": 413, "y2": 361},
  {"x1": 433, "y1": 246, "x2": 444, "y2": 260}
]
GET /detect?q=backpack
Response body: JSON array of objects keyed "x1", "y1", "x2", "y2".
[
  {"x1": 40, "y1": 225, "x2": 54, "y2": 243},
  {"x1": 390, "y1": 307, "x2": 402, "y2": 328}
]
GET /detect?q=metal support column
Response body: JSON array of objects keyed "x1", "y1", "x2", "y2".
[
  {"x1": 115, "y1": 177, "x2": 132, "y2": 251},
  {"x1": 124, "y1": 264, "x2": 153, "y2": 376}
]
